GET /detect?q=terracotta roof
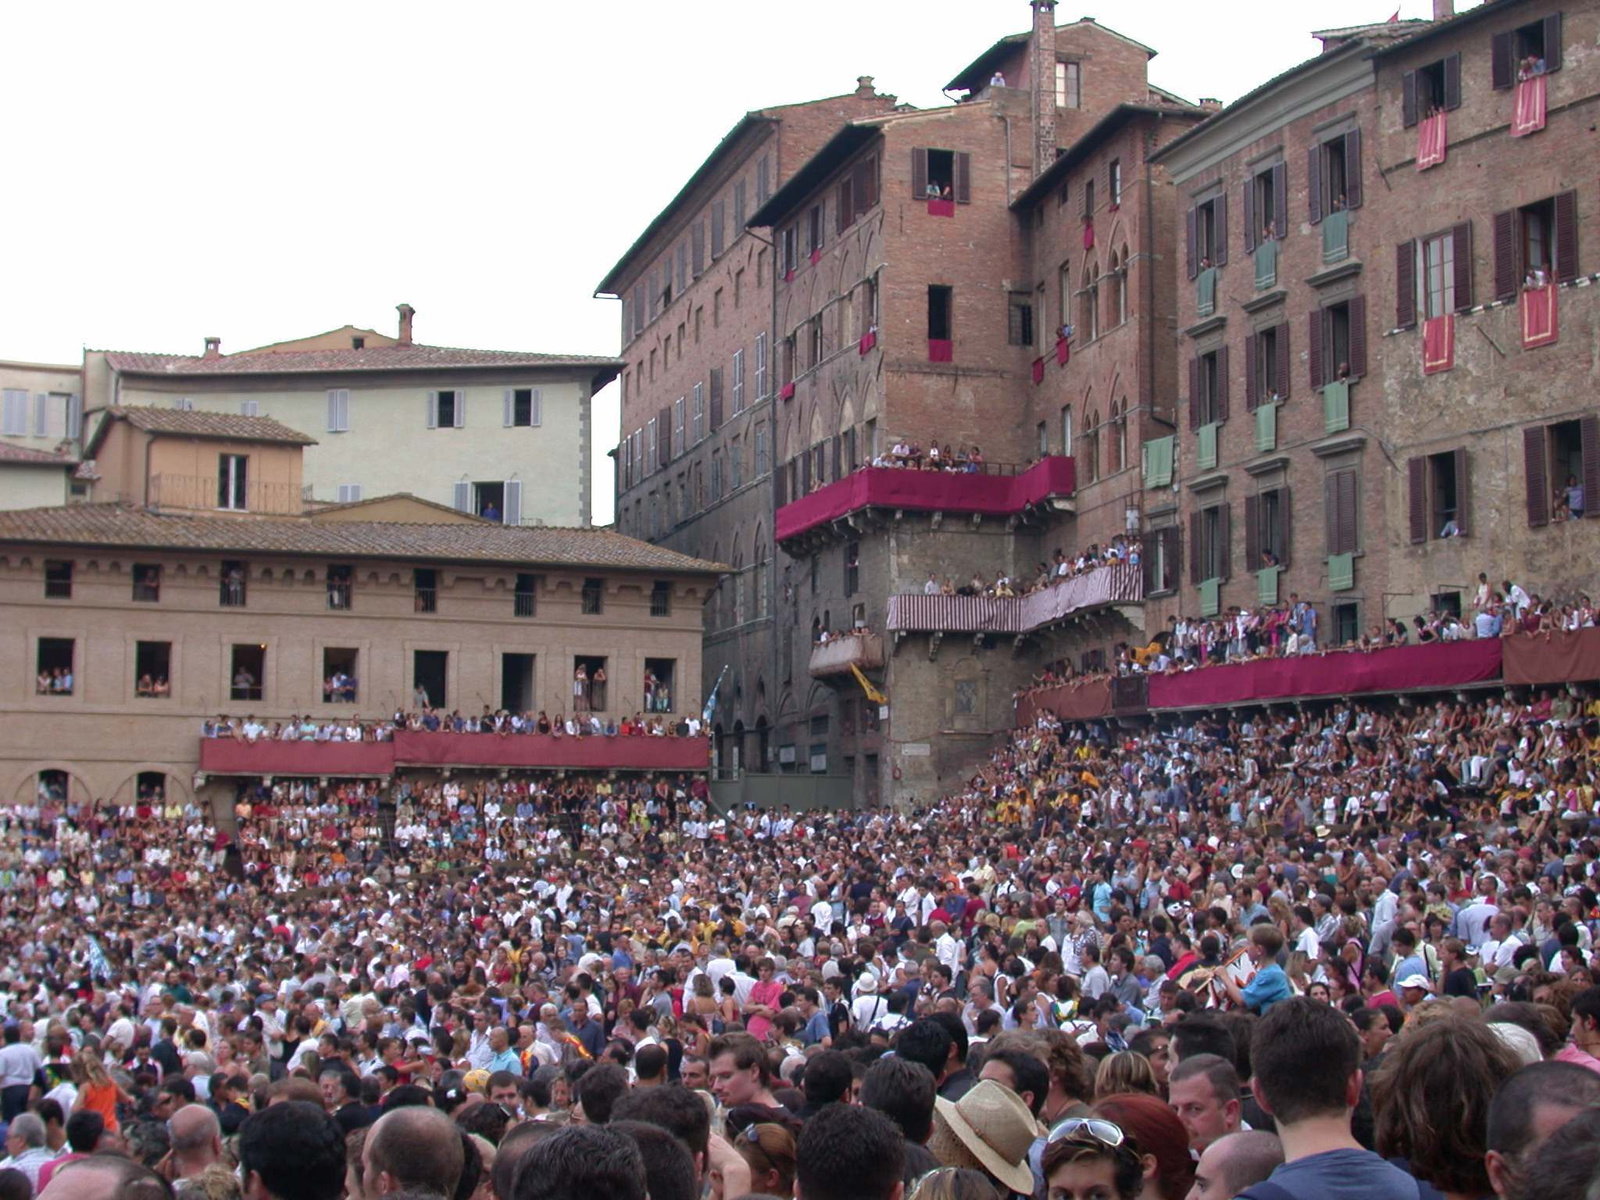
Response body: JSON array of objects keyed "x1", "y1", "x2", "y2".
[
  {"x1": 0, "y1": 504, "x2": 729, "y2": 575},
  {"x1": 946, "y1": 17, "x2": 1157, "y2": 93},
  {"x1": 0, "y1": 442, "x2": 74, "y2": 468},
  {"x1": 303, "y1": 492, "x2": 491, "y2": 522},
  {"x1": 99, "y1": 343, "x2": 623, "y2": 379},
  {"x1": 106, "y1": 405, "x2": 318, "y2": 446}
]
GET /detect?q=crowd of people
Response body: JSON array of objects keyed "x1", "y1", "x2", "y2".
[
  {"x1": 869, "y1": 440, "x2": 988, "y2": 472},
  {"x1": 6, "y1": 666, "x2": 1600, "y2": 1199},
  {"x1": 924, "y1": 538, "x2": 1139, "y2": 604},
  {"x1": 201, "y1": 709, "x2": 704, "y2": 742}
]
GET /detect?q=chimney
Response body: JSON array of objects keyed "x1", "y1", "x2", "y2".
[
  {"x1": 1198, "y1": 98, "x2": 1224, "y2": 112},
  {"x1": 1433, "y1": 0, "x2": 1454, "y2": 19},
  {"x1": 1031, "y1": 0, "x2": 1059, "y2": 179},
  {"x1": 855, "y1": 75, "x2": 876, "y2": 98},
  {"x1": 203, "y1": 337, "x2": 221, "y2": 360},
  {"x1": 396, "y1": 303, "x2": 416, "y2": 346}
]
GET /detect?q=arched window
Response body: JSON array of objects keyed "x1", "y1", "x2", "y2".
[
  {"x1": 733, "y1": 553, "x2": 746, "y2": 625},
  {"x1": 1082, "y1": 260, "x2": 1100, "y2": 342},
  {"x1": 1083, "y1": 407, "x2": 1100, "y2": 484},
  {"x1": 1061, "y1": 406, "x2": 1074, "y2": 457},
  {"x1": 753, "y1": 525, "x2": 769, "y2": 616},
  {"x1": 1108, "y1": 400, "x2": 1125, "y2": 474},
  {"x1": 1115, "y1": 243, "x2": 1130, "y2": 326}
]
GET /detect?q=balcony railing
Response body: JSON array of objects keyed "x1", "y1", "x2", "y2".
[
  {"x1": 887, "y1": 562, "x2": 1143, "y2": 636},
  {"x1": 809, "y1": 632, "x2": 886, "y2": 678},
  {"x1": 148, "y1": 474, "x2": 302, "y2": 515}
]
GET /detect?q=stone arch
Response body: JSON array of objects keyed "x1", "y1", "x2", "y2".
[
  {"x1": 7, "y1": 764, "x2": 95, "y2": 809},
  {"x1": 105, "y1": 764, "x2": 193, "y2": 809}
]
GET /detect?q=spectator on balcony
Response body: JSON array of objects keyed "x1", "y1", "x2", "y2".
[
  {"x1": 574, "y1": 664, "x2": 590, "y2": 712},
  {"x1": 928, "y1": 444, "x2": 942, "y2": 469},
  {"x1": 1566, "y1": 474, "x2": 1585, "y2": 520},
  {"x1": 925, "y1": 573, "x2": 940, "y2": 596},
  {"x1": 592, "y1": 665, "x2": 608, "y2": 712}
]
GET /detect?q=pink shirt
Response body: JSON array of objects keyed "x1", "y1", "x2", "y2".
[
  {"x1": 746, "y1": 979, "x2": 783, "y2": 1041},
  {"x1": 1555, "y1": 1044, "x2": 1600, "y2": 1073}
]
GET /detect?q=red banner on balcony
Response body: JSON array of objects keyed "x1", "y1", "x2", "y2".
[
  {"x1": 779, "y1": 381, "x2": 796, "y2": 401},
  {"x1": 1512, "y1": 75, "x2": 1547, "y2": 137},
  {"x1": 927, "y1": 198, "x2": 955, "y2": 218},
  {"x1": 1416, "y1": 111, "x2": 1447, "y2": 170},
  {"x1": 1504, "y1": 627, "x2": 1600, "y2": 685},
  {"x1": 1016, "y1": 677, "x2": 1112, "y2": 726},
  {"x1": 1032, "y1": 357, "x2": 1045, "y2": 385},
  {"x1": 784, "y1": 268, "x2": 796, "y2": 283},
  {"x1": 928, "y1": 339, "x2": 953, "y2": 363},
  {"x1": 1056, "y1": 337, "x2": 1070, "y2": 366},
  {"x1": 859, "y1": 331, "x2": 877, "y2": 355},
  {"x1": 1422, "y1": 314, "x2": 1455, "y2": 374},
  {"x1": 198, "y1": 732, "x2": 711, "y2": 776},
  {"x1": 810, "y1": 247, "x2": 822, "y2": 265},
  {"x1": 1521, "y1": 284, "x2": 1558, "y2": 349},
  {"x1": 200, "y1": 739, "x2": 395, "y2": 777},
  {"x1": 1083, "y1": 218, "x2": 1094, "y2": 249}
]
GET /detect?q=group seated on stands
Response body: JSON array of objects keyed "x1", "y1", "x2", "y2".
[
  {"x1": 924, "y1": 536, "x2": 1139, "y2": 602},
  {"x1": 201, "y1": 707, "x2": 704, "y2": 741},
  {"x1": 870, "y1": 438, "x2": 987, "y2": 472}
]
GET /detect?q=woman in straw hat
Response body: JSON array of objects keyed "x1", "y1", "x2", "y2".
[{"x1": 927, "y1": 1079, "x2": 1041, "y2": 1197}]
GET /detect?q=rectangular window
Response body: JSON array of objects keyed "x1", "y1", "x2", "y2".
[
  {"x1": 782, "y1": 227, "x2": 798, "y2": 276},
  {"x1": 1254, "y1": 487, "x2": 1289, "y2": 568},
  {"x1": 651, "y1": 581, "x2": 671, "y2": 618},
  {"x1": 734, "y1": 178, "x2": 747, "y2": 227},
  {"x1": 754, "y1": 332, "x2": 768, "y2": 399},
  {"x1": 1253, "y1": 167, "x2": 1278, "y2": 241},
  {"x1": 1, "y1": 389, "x2": 27, "y2": 436},
  {"x1": 1196, "y1": 350, "x2": 1223, "y2": 426},
  {"x1": 326, "y1": 389, "x2": 350, "y2": 432},
  {"x1": 429, "y1": 390, "x2": 463, "y2": 428},
  {"x1": 807, "y1": 204, "x2": 823, "y2": 256},
  {"x1": 44, "y1": 559, "x2": 72, "y2": 600},
  {"x1": 508, "y1": 388, "x2": 541, "y2": 427},
  {"x1": 1418, "y1": 232, "x2": 1457, "y2": 318},
  {"x1": 514, "y1": 572, "x2": 539, "y2": 618},
  {"x1": 1253, "y1": 325, "x2": 1282, "y2": 404},
  {"x1": 327, "y1": 564, "x2": 353, "y2": 610},
  {"x1": 673, "y1": 397, "x2": 686, "y2": 457},
  {"x1": 36, "y1": 638, "x2": 74, "y2": 695},
  {"x1": 220, "y1": 559, "x2": 247, "y2": 607},
  {"x1": 1007, "y1": 293, "x2": 1035, "y2": 346},
  {"x1": 928, "y1": 285, "x2": 953, "y2": 341},
  {"x1": 755, "y1": 424, "x2": 769, "y2": 477},
  {"x1": 692, "y1": 384, "x2": 705, "y2": 443},
  {"x1": 730, "y1": 439, "x2": 743, "y2": 489},
  {"x1": 414, "y1": 568, "x2": 438, "y2": 614},
  {"x1": 501, "y1": 651, "x2": 536, "y2": 712},
  {"x1": 581, "y1": 577, "x2": 604, "y2": 615},
  {"x1": 1325, "y1": 469, "x2": 1360, "y2": 555},
  {"x1": 173, "y1": 397, "x2": 194, "y2": 411},
  {"x1": 1109, "y1": 159, "x2": 1122, "y2": 207},
  {"x1": 337, "y1": 484, "x2": 362, "y2": 503},
  {"x1": 1055, "y1": 60, "x2": 1081, "y2": 108},
  {"x1": 732, "y1": 348, "x2": 745, "y2": 414},
  {"x1": 217, "y1": 453, "x2": 248, "y2": 510},
  {"x1": 1084, "y1": 176, "x2": 1096, "y2": 220},
  {"x1": 134, "y1": 641, "x2": 171, "y2": 698},
  {"x1": 1332, "y1": 602, "x2": 1359, "y2": 645},
  {"x1": 809, "y1": 317, "x2": 823, "y2": 367},
  {"x1": 845, "y1": 541, "x2": 860, "y2": 595},
  {"x1": 1196, "y1": 196, "x2": 1220, "y2": 265},
  {"x1": 412, "y1": 650, "x2": 448, "y2": 709},
  {"x1": 1520, "y1": 197, "x2": 1556, "y2": 278},
  {"x1": 230, "y1": 643, "x2": 264, "y2": 702},
  {"x1": 132, "y1": 564, "x2": 161, "y2": 603},
  {"x1": 643, "y1": 658, "x2": 675, "y2": 713},
  {"x1": 574, "y1": 654, "x2": 608, "y2": 711},
  {"x1": 1200, "y1": 502, "x2": 1230, "y2": 580},
  {"x1": 925, "y1": 148, "x2": 955, "y2": 197},
  {"x1": 1429, "y1": 450, "x2": 1461, "y2": 537}
]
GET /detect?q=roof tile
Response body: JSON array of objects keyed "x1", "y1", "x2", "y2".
[
  {"x1": 111, "y1": 405, "x2": 317, "y2": 445},
  {"x1": 100, "y1": 342, "x2": 623, "y2": 378}
]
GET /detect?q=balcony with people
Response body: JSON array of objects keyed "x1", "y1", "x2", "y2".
[{"x1": 808, "y1": 627, "x2": 886, "y2": 679}]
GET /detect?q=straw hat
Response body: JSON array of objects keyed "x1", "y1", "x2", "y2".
[{"x1": 928, "y1": 1080, "x2": 1041, "y2": 1195}]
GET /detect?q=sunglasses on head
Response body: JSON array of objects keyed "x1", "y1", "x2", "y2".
[{"x1": 1047, "y1": 1117, "x2": 1128, "y2": 1151}]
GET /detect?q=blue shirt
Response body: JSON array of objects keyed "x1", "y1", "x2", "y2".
[
  {"x1": 1250, "y1": 1148, "x2": 1420, "y2": 1200},
  {"x1": 1241, "y1": 963, "x2": 1292, "y2": 1014},
  {"x1": 802, "y1": 1009, "x2": 832, "y2": 1046},
  {"x1": 487, "y1": 1048, "x2": 523, "y2": 1076}
]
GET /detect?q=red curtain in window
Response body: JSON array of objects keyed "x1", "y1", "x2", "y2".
[
  {"x1": 1083, "y1": 218, "x2": 1095, "y2": 250},
  {"x1": 1521, "y1": 284, "x2": 1559, "y2": 349},
  {"x1": 1056, "y1": 337, "x2": 1070, "y2": 366},
  {"x1": 1031, "y1": 357, "x2": 1045, "y2": 385},
  {"x1": 1417, "y1": 112, "x2": 1448, "y2": 170},
  {"x1": 1422, "y1": 314, "x2": 1455, "y2": 374},
  {"x1": 927, "y1": 198, "x2": 956, "y2": 218},
  {"x1": 859, "y1": 331, "x2": 877, "y2": 355},
  {"x1": 928, "y1": 339, "x2": 954, "y2": 363},
  {"x1": 1512, "y1": 75, "x2": 1547, "y2": 137}
]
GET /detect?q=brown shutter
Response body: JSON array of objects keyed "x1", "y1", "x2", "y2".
[
  {"x1": 709, "y1": 367, "x2": 724, "y2": 430},
  {"x1": 1524, "y1": 426, "x2": 1549, "y2": 527},
  {"x1": 774, "y1": 462, "x2": 788, "y2": 507},
  {"x1": 1243, "y1": 177, "x2": 1256, "y2": 254},
  {"x1": 1402, "y1": 71, "x2": 1419, "y2": 128},
  {"x1": 801, "y1": 449, "x2": 811, "y2": 492},
  {"x1": 1555, "y1": 190, "x2": 1579, "y2": 283},
  {"x1": 1215, "y1": 343, "x2": 1230, "y2": 424},
  {"x1": 1493, "y1": 210, "x2": 1518, "y2": 300},
  {"x1": 1396, "y1": 240, "x2": 1417, "y2": 328},
  {"x1": 1278, "y1": 486, "x2": 1292, "y2": 567},
  {"x1": 1186, "y1": 206, "x2": 1198, "y2": 280},
  {"x1": 836, "y1": 180, "x2": 852, "y2": 236},
  {"x1": 1407, "y1": 457, "x2": 1428, "y2": 544},
  {"x1": 1189, "y1": 511, "x2": 1203, "y2": 585},
  {"x1": 1582, "y1": 415, "x2": 1600, "y2": 520},
  {"x1": 1343, "y1": 131, "x2": 1362, "y2": 211},
  {"x1": 1491, "y1": 31, "x2": 1514, "y2": 89},
  {"x1": 911, "y1": 148, "x2": 928, "y2": 199},
  {"x1": 1338, "y1": 471, "x2": 1358, "y2": 554},
  {"x1": 1244, "y1": 332, "x2": 1259, "y2": 410},
  {"x1": 1219, "y1": 502, "x2": 1232, "y2": 580},
  {"x1": 1325, "y1": 473, "x2": 1341, "y2": 553},
  {"x1": 1443, "y1": 53, "x2": 1462, "y2": 111},
  {"x1": 954, "y1": 153, "x2": 972, "y2": 204},
  {"x1": 1214, "y1": 191, "x2": 1229, "y2": 267},
  {"x1": 1274, "y1": 160, "x2": 1289, "y2": 231},
  {"x1": 1545, "y1": 13, "x2": 1563, "y2": 72},
  {"x1": 1308, "y1": 144, "x2": 1323, "y2": 225},
  {"x1": 861, "y1": 156, "x2": 879, "y2": 212},
  {"x1": 711, "y1": 200, "x2": 725, "y2": 257},
  {"x1": 851, "y1": 160, "x2": 869, "y2": 218},
  {"x1": 1451, "y1": 221, "x2": 1473, "y2": 311},
  {"x1": 1189, "y1": 357, "x2": 1201, "y2": 429},
  {"x1": 658, "y1": 407, "x2": 671, "y2": 467},
  {"x1": 1245, "y1": 493, "x2": 1260, "y2": 570},
  {"x1": 1166, "y1": 525, "x2": 1183, "y2": 591},
  {"x1": 1454, "y1": 447, "x2": 1470, "y2": 537},
  {"x1": 1348, "y1": 295, "x2": 1368, "y2": 378},
  {"x1": 832, "y1": 436, "x2": 842, "y2": 480},
  {"x1": 1308, "y1": 309, "x2": 1325, "y2": 391},
  {"x1": 693, "y1": 222, "x2": 705, "y2": 275},
  {"x1": 1276, "y1": 321, "x2": 1291, "y2": 401}
]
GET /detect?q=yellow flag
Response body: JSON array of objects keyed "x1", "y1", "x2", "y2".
[{"x1": 850, "y1": 662, "x2": 887, "y2": 706}]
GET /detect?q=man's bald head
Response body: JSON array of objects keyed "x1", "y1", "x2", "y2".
[
  {"x1": 169, "y1": 1102, "x2": 222, "y2": 1155},
  {"x1": 362, "y1": 1104, "x2": 465, "y2": 1199},
  {"x1": 38, "y1": 1156, "x2": 168, "y2": 1200},
  {"x1": 1191, "y1": 1131, "x2": 1284, "y2": 1200}
]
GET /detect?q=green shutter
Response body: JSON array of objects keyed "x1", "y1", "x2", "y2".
[
  {"x1": 1254, "y1": 402, "x2": 1277, "y2": 453},
  {"x1": 1323, "y1": 381, "x2": 1350, "y2": 434},
  {"x1": 1257, "y1": 564, "x2": 1280, "y2": 605},
  {"x1": 1199, "y1": 577, "x2": 1221, "y2": 617},
  {"x1": 1198, "y1": 422, "x2": 1219, "y2": 471},
  {"x1": 1142, "y1": 436, "x2": 1175, "y2": 488},
  {"x1": 1328, "y1": 552, "x2": 1355, "y2": 592},
  {"x1": 1254, "y1": 240, "x2": 1278, "y2": 289},
  {"x1": 1196, "y1": 267, "x2": 1218, "y2": 317},
  {"x1": 1322, "y1": 209, "x2": 1351, "y2": 264}
]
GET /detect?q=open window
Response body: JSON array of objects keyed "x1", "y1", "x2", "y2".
[
  {"x1": 1405, "y1": 226, "x2": 1471, "y2": 321},
  {"x1": 573, "y1": 654, "x2": 607, "y2": 712},
  {"x1": 644, "y1": 658, "x2": 675, "y2": 714},
  {"x1": 845, "y1": 542, "x2": 860, "y2": 596},
  {"x1": 1494, "y1": 15, "x2": 1562, "y2": 87},
  {"x1": 1493, "y1": 192, "x2": 1577, "y2": 297},
  {"x1": 134, "y1": 641, "x2": 171, "y2": 698},
  {"x1": 501, "y1": 652, "x2": 535, "y2": 712},
  {"x1": 36, "y1": 638, "x2": 74, "y2": 695},
  {"x1": 926, "y1": 149, "x2": 954, "y2": 198},
  {"x1": 414, "y1": 568, "x2": 437, "y2": 614},
  {"x1": 44, "y1": 560, "x2": 72, "y2": 600},
  {"x1": 220, "y1": 559, "x2": 247, "y2": 607},
  {"x1": 1190, "y1": 346, "x2": 1229, "y2": 428},
  {"x1": 1190, "y1": 500, "x2": 1231, "y2": 583},
  {"x1": 327, "y1": 564, "x2": 353, "y2": 610},
  {"x1": 1332, "y1": 602, "x2": 1360, "y2": 646},
  {"x1": 1308, "y1": 297, "x2": 1368, "y2": 388},
  {"x1": 1247, "y1": 324, "x2": 1288, "y2": 408},
  {"x1": 1403, "y1": 54, "x2": 1461, "y2": 126},
  {"x1": 217, "y1": 453, "x2": 248, "y2": 511},
  {"x1": 323, "y1": 648, "x2": 359, "y2": 703},
  {"x1": 650, "y1": 580, "x2": 672, "y2": 617},
  {"x1": 1408, "y1": 448, "x2": 1470, "y2": 542},
  {"x1": 1246, "y1": 487, "x2": 1290, "y2": 569},
  {"x1": 515, "y1": 572, "x2": 539, "y2": 618},
  {"x1": 430, "y1": 390, "x2": 461, "y2": 428},
  {"x1": 1187, "y1": 193, "x2": 1227, "y2": 276},
  {"x1": 38, "y1": 770, "x2": 68, "y2": 801},
  {"x1": 1249, "y1": 164, "x2": 1280, "y2": 243},
  {"x1": 230, "y1": 643, "x2": 264, "y2": 702},
  {"x1": 412, "y1": 650, "x2": 448, "y2": 709},
  {"x1": 132, "y1": 564, "x2": 161, "y2": 603},
  {"x1": 508, "y1": 388, "x2": 541, "y2": 427},
  {"x1": 1007, "y1": 293, "x2": 1035, "y2": 346},
  {"x1": 1432, "y1": 591, "x2": 1463, "y2": 619}
]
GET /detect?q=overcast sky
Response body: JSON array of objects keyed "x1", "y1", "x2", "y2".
[{"x1": 5, "y1": 1, "x2": 1466, "y2": 524}]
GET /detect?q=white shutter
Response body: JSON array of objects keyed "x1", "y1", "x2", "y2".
[
  {"x1": 66, "y1": 395, "x2": 82, "y2": 441},
  {"x1": 337, "y1": 484, "x2": 363, "y2": 503},
  {"x1": 453, "y1": 481, "x2": 472, "y2": 512},
  {"x1": 503, "y1": 479, "x2": 522, "y2": 526},
  {"x1": 327, "y1": 390, "x2": 340, "y2": 431},
  {"x1": 240, "y1": 399, "x2": 260, "y2": 417},
  {"x1": 426, "y1": 391, "x2": 438, "y2": 429},
  {"x1": 503, "y1": 389, "x2": 514, "y2": 427},
  {"x1": 33, "y1": 394, "x2": 48, "y2": 437},
  {"x1": 339, "y1": 390, "x2": 350, "y2": 431},
  {"x1": 453, "y1": 390, "x2": 467, "y2": 427},
  {"x1": 531, "y1": 388, "x2": 542, "y2": 427}
]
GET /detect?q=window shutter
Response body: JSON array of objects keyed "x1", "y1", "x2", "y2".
[
  {"x1": 801, "y1": 449, "x2": 812, "y2": 492},
  {"x1": 1453, "y1": 447, "x2": 1470, "y2": 537},
  {"x1": 1214, "y1": 191, "x2": 1229, "y2": 267},
  {"x1": 1555, "y1": 190, "x2": 1579, "y2": 283},
  {"x1": 503, "y1": 389, "x2": 514, "y2": 427},
  {"x1": 1219, "y1": 501, "x2": 1232, "y2": 580},
  {"x1": 1578, "y1": 414, "x2": 1600, "y2": 518},
  {"x1": 67, "y1": 394, "x2": 81, "y2": 440},
  {"x1": 1189, "y1": 511, "x2": 1203, "y2": 585},
  {"x1": 454, "y1": 390, "x2": 466, "y2": 428},
  {"x1": 1245, "y1": 493, "x2": 1260, "y2": 569},
  {"x1": 836, "y1": 180, "x2": 851, "y2": 236},
  {"x1": 1342, "y1": 131, "x2": 1361, "y2": 211},
  {"x1": 1186, "y1": 206, "x2": 1198, "y2": 279},
  {"x1": 1268, "y1": 322, "x2": 1288, "y2": 400},
  {"x1": 658, "y1": 407, "x2": 671, "y2": 467},
  {"x1": 693, "y1": 222, "x2": 705, "y2": 275},
  {"x1": 1325, "y1": 472, "x2": 1341, "y2": 553},
  {"x1": 1278, "y1": 486, "x2": 1293, "y2": 567},
  {"x1": 503, "y1": 480, "x2": 522, "y2": 526},
  {"x1": 954, "y1": 153, "x2": 972, "y2": 204},
  {"x1": 1339, "y1": 471, "x2": 1358, "y2": 554},
  {"x1": 1545, "y1": 13, "x2": 1563, "y2": 71},
  {"x1": 1215, "y1": 343, "x2": 1230, "y2": 423},
  {"x1": 453, "y1": 481, "x2": 472, "y2": 513},
  {"x1": 711, "y1": 201, "x2": 725, "y2": 257},
  {"x1": 1407, "y1": 457, "x2": 1428, "y2": 543},
  {"x1": 1188, "y1": 357, "x2": 1201, "y2": 429},
  {"x1": 1491, "y1": 31, "x2": 1514, "y2": 89},
  {"x1": 1243, "y1": 179, "x2": 1257, "y2": 254},
  {"x1": 709, "y1": 367, "x2": 724, "y2": 430},
  {"x1": 1451, "y1": 221, "x2": 1473, "y2": 311},
  {"x1": 832, "y1": 435, "x2": 842, "y2": 480},
  {"x1": 532, "y1": 389, "x2": 543, "y2": 427},
  {"x1": 1272, "y1": 161, "x2": 1289, "y2": 232},
  {"x1": 1524, "y1": 426, "x2": 1549, "y2": 526},
  {"x1": 1396, "y1": 240, "x2": 1417, "y2": 328},
  {"x1": 1308, "y1": 144, "x2": 1323, "y2": 225},
  {"x1": 33, "y1": 393, "x2": 47, "y2": 437},
  {"x1": 911, "y1": 148, "x2": 928, "y2": 200},
  {"x1": 1443, "y1": 53, "x2": 1462, "y2": 111},
  {"x1": 1348, "y1": 296, "x2": 1368, "y2": 378},
  {"x1": 426, "y1": 391, "x2": 438, "y2": 429},
  {"x1": 1244, "y1": 332, "x2": 1259, "y2": 410},
  {"x1": 328, "y1": 390, "x2": 340, "y2": 432},
  {"x1": 861, "y1": 156, "x2": 879, "y2": 212},
  {"x1": 1402, "y1": 70, "x2": 1419, "y2": 128},
  {"x1": 1308, "y1": 309, "x2": 1325, "y2": 390},
  {"x1": 1492, "y1": 210, "x2": 1517, "y2": 301}
]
